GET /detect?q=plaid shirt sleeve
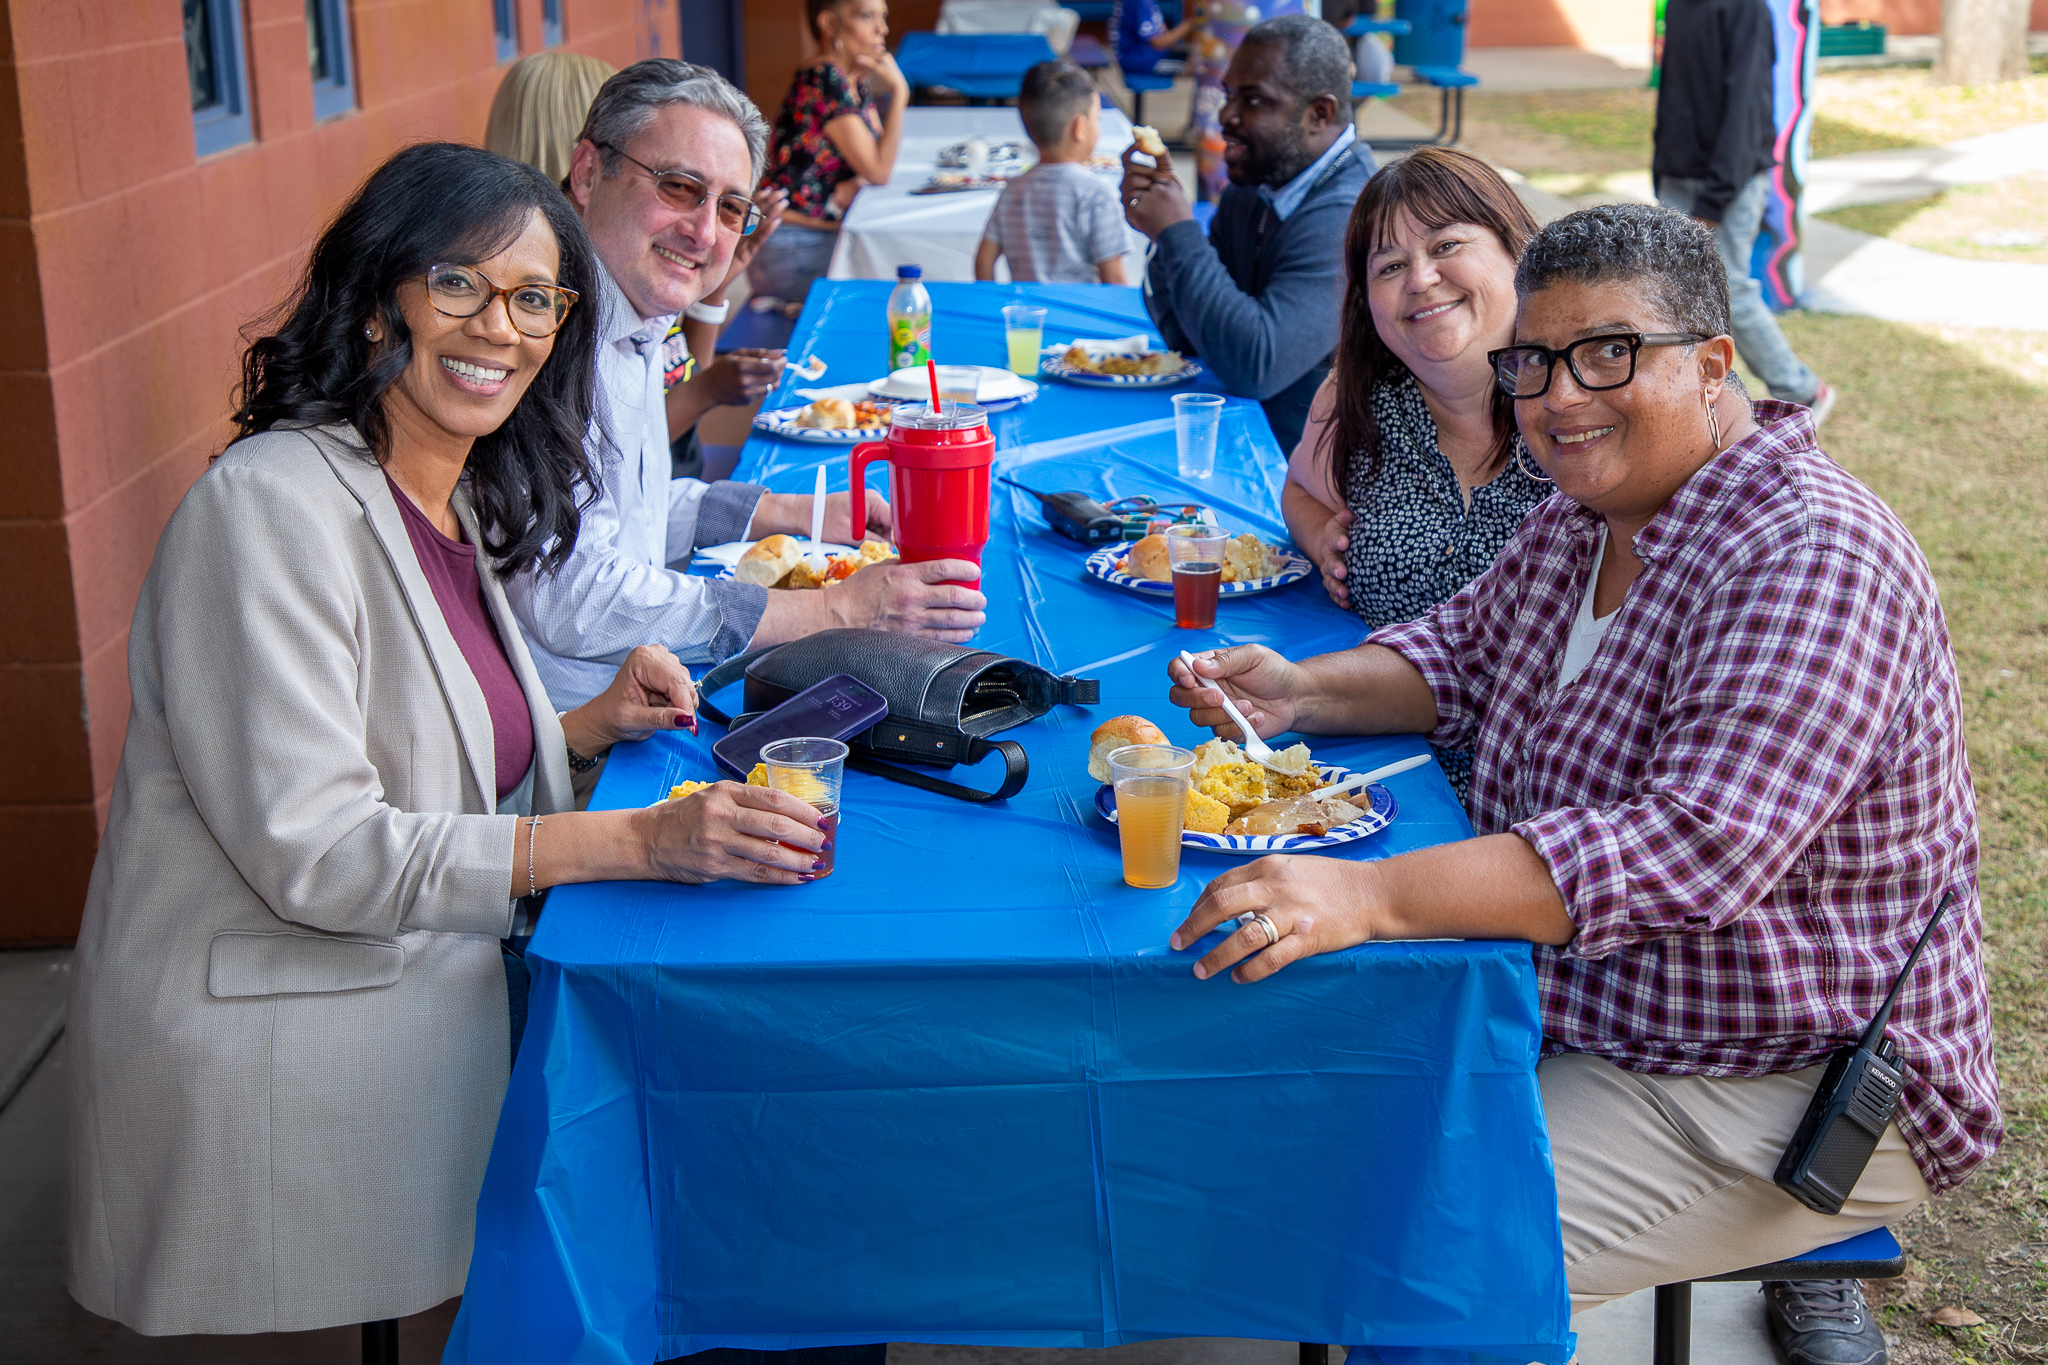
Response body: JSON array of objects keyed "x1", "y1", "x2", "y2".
[{"x1": 1514, "y1": 545, "x2": 1931, "y2": 960}]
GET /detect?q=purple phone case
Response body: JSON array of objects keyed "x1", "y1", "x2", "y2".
[{"x1": 710, "y1": 672, "x2": 890, "y2": 778}]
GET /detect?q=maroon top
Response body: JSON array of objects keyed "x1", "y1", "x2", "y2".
[{"x1": 387, "y1": 476, "x2": 536, "y2": 802}]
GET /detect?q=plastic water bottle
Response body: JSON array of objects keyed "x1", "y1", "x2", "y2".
[{"x1": 887, "y1": 264, "x2": 932, "y2": 371}]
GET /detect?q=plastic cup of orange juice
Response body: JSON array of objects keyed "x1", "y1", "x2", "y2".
[
  {"x1": 1107, "y1": 743, "x2": 1195, "y2": 889},
  {"x1": 761, "y1": 737, "x2": 847, "y2": 877}
]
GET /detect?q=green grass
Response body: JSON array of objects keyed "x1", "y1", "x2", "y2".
[
  {"x1": 1821, "y1": 176, "x2": 2048, "y2": 266},
  {"x1": 1770, "y1": 313, "x2": 2048, "y2": 1358}
]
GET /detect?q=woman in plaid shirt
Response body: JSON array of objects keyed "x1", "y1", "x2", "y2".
[{"x1": 1167, "y1": 204, "x2": 1998, "y2": 1343}]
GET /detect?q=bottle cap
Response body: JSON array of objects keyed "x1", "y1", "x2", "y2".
[{"x1": 896, "y1": 265, "x2": 922, "y2": 279}]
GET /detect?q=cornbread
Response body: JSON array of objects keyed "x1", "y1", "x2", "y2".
[
  {"x1": 1182, "y1": 788, "x2": 1230, "y2": 834},
  {"x1": 1197, "y1": 761, "x2": 1271, "y2": 819},
  {"x1": 746, "y1": 763, "x2": 768, "y2": 786},
  {"x1": 666, "y1": 780, "x2": 713, "y2": 801}
]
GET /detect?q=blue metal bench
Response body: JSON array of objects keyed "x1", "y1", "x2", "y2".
[
  {"x1": 1656, "y1": 1226, "x2": 1904, "y2": 1365},
  {"x1": 1352, "y1": 80, "x2": 1401, "y2": 101},
  {"x1": 895, "y1": 31, "x2": 1058, "y2": 102},
  {"x1": 1122, "y1": 70, "x2": 1175, "y2": 126},
  {"x1": 1369, "y1": 64, "x2": 1475, "y2": 149},
  {"x1": 1291, "y1": 1227, "x2": 1903, "y2": 1365},
  {"x1": 1059, "y1": 0, "x2": 1116, "y2": 19}
]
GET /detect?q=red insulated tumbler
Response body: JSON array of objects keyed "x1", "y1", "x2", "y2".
[{"x1": 849, "y1": 401, "x2": 993, "y2": 586}]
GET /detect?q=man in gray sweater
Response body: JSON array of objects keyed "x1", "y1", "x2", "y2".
[{"x1": 1120, "y1": 14, "x2": 1372, "y2": 452}]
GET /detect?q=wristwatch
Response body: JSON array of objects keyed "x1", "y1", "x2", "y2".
[{"x1": 685, "y1": 297, "x2": 731, "y2": 324}]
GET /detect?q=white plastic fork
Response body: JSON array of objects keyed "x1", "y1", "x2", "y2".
[{"x1": 1177, "y1": 649, "x2": 1291, "y2": 773}]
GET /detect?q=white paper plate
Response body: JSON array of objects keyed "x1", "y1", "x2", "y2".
[
  {"x1": 1083, "y1": 542, "x2": 1313, "y2": 597},
  {"x1": 753, "y1": 403, "x2": 895, "y2": 443},
  {"x1": 1095, "y1": 762, "x2": 1398, "y2": 854},
  {"x1": 868, "y1": 365, "x2": 1039, "y2": 405},
  {"x1": 695, "y1": 539, "x2": 861, "y2": 576},
  {"x1": 1041, "y1": 353, "x2": 1203, "y2": 388}
]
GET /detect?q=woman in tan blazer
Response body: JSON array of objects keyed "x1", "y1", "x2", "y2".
[{"x1": 67, "y1": 143, "x2": 831, "y2": 1338}]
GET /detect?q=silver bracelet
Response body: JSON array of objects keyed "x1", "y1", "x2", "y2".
[{"x1": 525, "y1": 816, "x2": 543, "y2": 899}]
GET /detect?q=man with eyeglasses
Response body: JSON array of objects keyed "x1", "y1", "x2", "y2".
[{"x1": 507, "y1": 60, "x2": 987, "y2": 727}]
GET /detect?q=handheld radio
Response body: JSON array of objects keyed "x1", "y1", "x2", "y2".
[
  {"x1": 1773, "y1": 890, "x2": 1955, "y2": 1215},
  {"x1": 996, "y1": 478, "x2": 1210, "y2": 546}
]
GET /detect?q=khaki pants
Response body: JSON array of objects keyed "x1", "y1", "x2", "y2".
[{"x1": 1543, "y1": 1052, "x2": 1930, "y2": 1311}]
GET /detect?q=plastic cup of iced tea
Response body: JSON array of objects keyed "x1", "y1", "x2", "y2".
[
  {"x1": 1108, "y1": 743, "x2": 1195, "y2": 889},
  {"x1": 760, "y1": 737, "x2": 848, "y2": 877},
  {"x1": 1167, "y1": 523, "x2": 1228, "y2": 630}
]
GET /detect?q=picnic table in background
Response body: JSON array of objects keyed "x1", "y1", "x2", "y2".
[
  {"x1": 828, "y1": 105, "x2": 1145, "y2": 283},
  {"x1": 894, "y1": 30, "x2": 1059, "y2": 100},
  {"x1": 442, "y1": 282, "x2": 1574, "y2": 1365}
]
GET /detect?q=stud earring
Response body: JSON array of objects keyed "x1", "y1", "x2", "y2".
[{"x1": 364, "y1": 325, "x2": 377, "y2": 341}]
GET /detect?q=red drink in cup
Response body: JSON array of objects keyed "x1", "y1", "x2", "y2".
[{"x1": 1167, "y1": 524, "x2": 1228, "y2": 630}]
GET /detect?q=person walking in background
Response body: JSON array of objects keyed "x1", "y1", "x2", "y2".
[
  {"x1": 751, "y1": 0, "x2": 910, "y2": 308},
  {"x1": 1120, "y1": 14, "x2": 1371, "y2": 451},
  {"x1": 975, "y1": 60, "x2": 1131, "y2": 284},
  {"x1": 1653, "y1": 0, "x2": 1836, "y2": 423}
]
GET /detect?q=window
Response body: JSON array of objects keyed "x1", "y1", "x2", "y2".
[
  {"x1": 307, "y1": 0, "x2": 356, "y2": 119},
  {"x1": 185, "y1": 0, "x2": 253, "y2": 156},
  {"x1": 494, "y1": 0, "x2": 517, "y2": 61},
  {"x1": 542, "y1": 0, "x2": 562, "y2": 46}
]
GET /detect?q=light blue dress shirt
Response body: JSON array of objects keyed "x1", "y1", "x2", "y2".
[
  {"x1": 506, "y1": 265, "x2": 770, "y2": 710},
  {"x1": 1260, "y1": 124, "x2": 1359, "y2": 222}
]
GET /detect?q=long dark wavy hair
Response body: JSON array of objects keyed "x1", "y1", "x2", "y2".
[
  {"x1": 230, "y1": 141, "x2": 602, "y2": 577},
  {"x1": 1319, "y1": 148, "x2": 1539, "y2": 499}
]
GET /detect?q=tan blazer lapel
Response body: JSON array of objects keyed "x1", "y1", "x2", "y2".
[
  {"x1": 312, "y1": 425, "x2": 499, "y2": 807},
  {"x1": 450, "y1": 487, "x2": 575, "y2": 817}
]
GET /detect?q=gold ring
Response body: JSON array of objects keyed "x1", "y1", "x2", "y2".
[{"x1": 1246, "y1": 912, "x2": 1280, "y2": 947}]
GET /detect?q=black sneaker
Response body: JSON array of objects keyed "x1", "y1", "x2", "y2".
[{"x1": 1764, "y1": 1279, "x2": 1887, "y2": 1365}]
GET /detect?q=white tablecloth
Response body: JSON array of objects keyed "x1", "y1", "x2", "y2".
[
  {"x1": 826, "y1": 106, "x2": 1146, "y2": 285},
  {"x1": 936, "y1": 0, "x2": 1080, "y2": 53}
]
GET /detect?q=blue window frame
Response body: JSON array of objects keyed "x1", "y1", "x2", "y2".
[
  {"x1": 307, "y1": 0, "x2": 356, "y2": 120},
  {"x1": 494, "y1": 0, "x2": 517, "y2": 61},
  {"x1": 542, "y1": 0, "x2": 562, "y2": 46},
  {"x1": 185, "y1": 0, "x2": 253, "y2": 156}
]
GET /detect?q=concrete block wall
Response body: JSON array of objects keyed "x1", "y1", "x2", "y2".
[{"x1": 0, "y1": 0, "x2": 677, "y2": 945}]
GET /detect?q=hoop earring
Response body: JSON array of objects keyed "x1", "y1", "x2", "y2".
[
  {"x1": 1703, "y1": 389, "x2": 1722, "y2": 452},
  {"x1": 1515, "y1": 440, "x2": 1553, "y2": 484}
]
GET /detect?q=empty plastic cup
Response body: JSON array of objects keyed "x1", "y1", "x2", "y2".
[{"x1": 1174, "y1": 393, "x2": 1225, "y2": 480}]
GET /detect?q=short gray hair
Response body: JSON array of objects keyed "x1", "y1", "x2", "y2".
[
  {"x1": 1515, "y1": 202, "x2": 1733, "y2": 339},
  {"x1": 579, "y1": 59, "x2": 770, "y2": 186},
  {"x1": 1242, "y1": 13, "x2": 1355, "y2": 112}
]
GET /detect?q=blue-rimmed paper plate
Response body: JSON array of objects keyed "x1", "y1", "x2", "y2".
[
  {"x1": 1041, "y1": 352, "x2": 1203, "y2": 388},
  {"x1": 753, "y1": 401, "x2": 898, "y2": 443},
  {"x1": 1094, "y1": 762, "x2": 1397, "y2": 854},
  {"x1": 1084, "y1": 542, "x2": 1312, "y2": 597}
]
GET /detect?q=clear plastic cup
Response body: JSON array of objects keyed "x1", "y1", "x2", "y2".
[
  {"x1": 1173, "y1": 392, "x2": 1225, "y2": 479},
  {"x1": 1165, "y1": 523, "x2": 1229, "y2": 629},
  {"x1": 760, "y1": 737, "x2": 848, "y2": 878},
  {"x1": 1107, "y1": 743, "x2": 1195, "y2": 889},
  {"x1": 1002, "y1": 304, "x2": 1046, "y2": 377}
]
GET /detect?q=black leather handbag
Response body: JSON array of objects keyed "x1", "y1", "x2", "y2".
[{"x1": 694, "y1": 629, "x2": 1098, "y2": 802}]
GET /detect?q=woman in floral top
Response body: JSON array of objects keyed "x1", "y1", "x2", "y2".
[
  {"x1": 751, "y1": 0, "x2": 910, "y2": 305},
  {"x1": 1281, "y1": 149, "x2": 1551, "y2": 801}
]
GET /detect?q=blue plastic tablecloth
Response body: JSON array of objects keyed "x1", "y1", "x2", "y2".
[
  {"x1": 895, "y1": 31, "x2": 1059, "y2": 99},
  {"x1": 447, "y1": 283, "x2": 1571, "y2": 1364}
]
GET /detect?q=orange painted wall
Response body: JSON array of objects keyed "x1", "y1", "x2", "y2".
[
  {"x1": 0, "y1": 0, "x2": 677, "y2": 945},
  {"x1": 1819, "y1": 0, "x2": 2048, "y2": 34},
  {"x1": 1467, "y1": 0, "x2": 1653, "y2": 48}
]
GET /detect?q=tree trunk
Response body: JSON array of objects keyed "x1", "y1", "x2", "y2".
[{"x1": 1933, "y1": 0, "x2": 2030, "y2": 86}]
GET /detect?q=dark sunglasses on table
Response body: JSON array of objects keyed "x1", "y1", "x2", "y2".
[
  {"x1": 1487, "y1": 331, "x2": 1708, "y2": 399},
  {"x1": 599, "y1": 142, "x2": 762, "y2": 236},
  {"x1": 424, "y1": 263, "x2": 579, "y2": 338}
]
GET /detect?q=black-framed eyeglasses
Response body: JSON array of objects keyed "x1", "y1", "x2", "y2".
[
  {"x1": 424, "y1": 263, "x2": 579, "y2": 338},
  {"x1": 597, "y1": 142, "x2": 761, "y2": 236},
  {"x1": 1487, "y1": 331, "x2": 1708, "y2": 399}
]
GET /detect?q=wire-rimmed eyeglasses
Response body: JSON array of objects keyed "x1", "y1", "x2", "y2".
[
  {"x1": 1487, "y1": 331, "x2": 1708, "y2": 399},
  {"x1": 424, "y1": 263, "x2": 579, "y2": 338},
  {"x1": 598, "y1": 142, "x2": 762, "y2": 236}
]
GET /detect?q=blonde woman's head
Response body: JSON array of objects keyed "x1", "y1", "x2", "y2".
[{"x1": 485, "y1": 51, "x2": 619, "y2": 185}]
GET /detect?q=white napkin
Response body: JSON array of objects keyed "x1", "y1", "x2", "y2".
[
  {"x1": 1043, "y1": 334, "x2": 1158, "y2": 355},
  {"x1": 692, "y1": 539, "x2": 859, "y2": 569},
  {"x1": 791, "y1": 382, "x2": 877, "y2": 403}
]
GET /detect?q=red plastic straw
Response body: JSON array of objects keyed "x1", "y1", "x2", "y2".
[{"x1": 927, "y1": 358, "x2": 942, "y2": 412}]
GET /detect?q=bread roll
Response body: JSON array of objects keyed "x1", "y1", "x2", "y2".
[
  {"x1": 1121, "y1": 533, "x2": 1171, "y2": 582},
  {"x1": 1086, "y1": 714, "x2": 1168, "y2": 783},
  {"x1": 734, "y1": 534, "x2": 804, "y2": 586},
  {"x1": 1132, "y1": 126, "x2": 1167, "y2": 157}
]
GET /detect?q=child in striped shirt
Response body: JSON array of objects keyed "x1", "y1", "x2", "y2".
[{"x1": 975, "y1": 61, "x2": 1132, "y2": 285}]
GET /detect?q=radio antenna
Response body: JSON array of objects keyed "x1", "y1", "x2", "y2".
[{"x1": 1856, "y1": 890, "x2": 1956, "y2": 1052}]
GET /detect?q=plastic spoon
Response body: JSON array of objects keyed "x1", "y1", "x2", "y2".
[{"x1": 1177, "y1": 649, "x2": 1291, "y2": 773}]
